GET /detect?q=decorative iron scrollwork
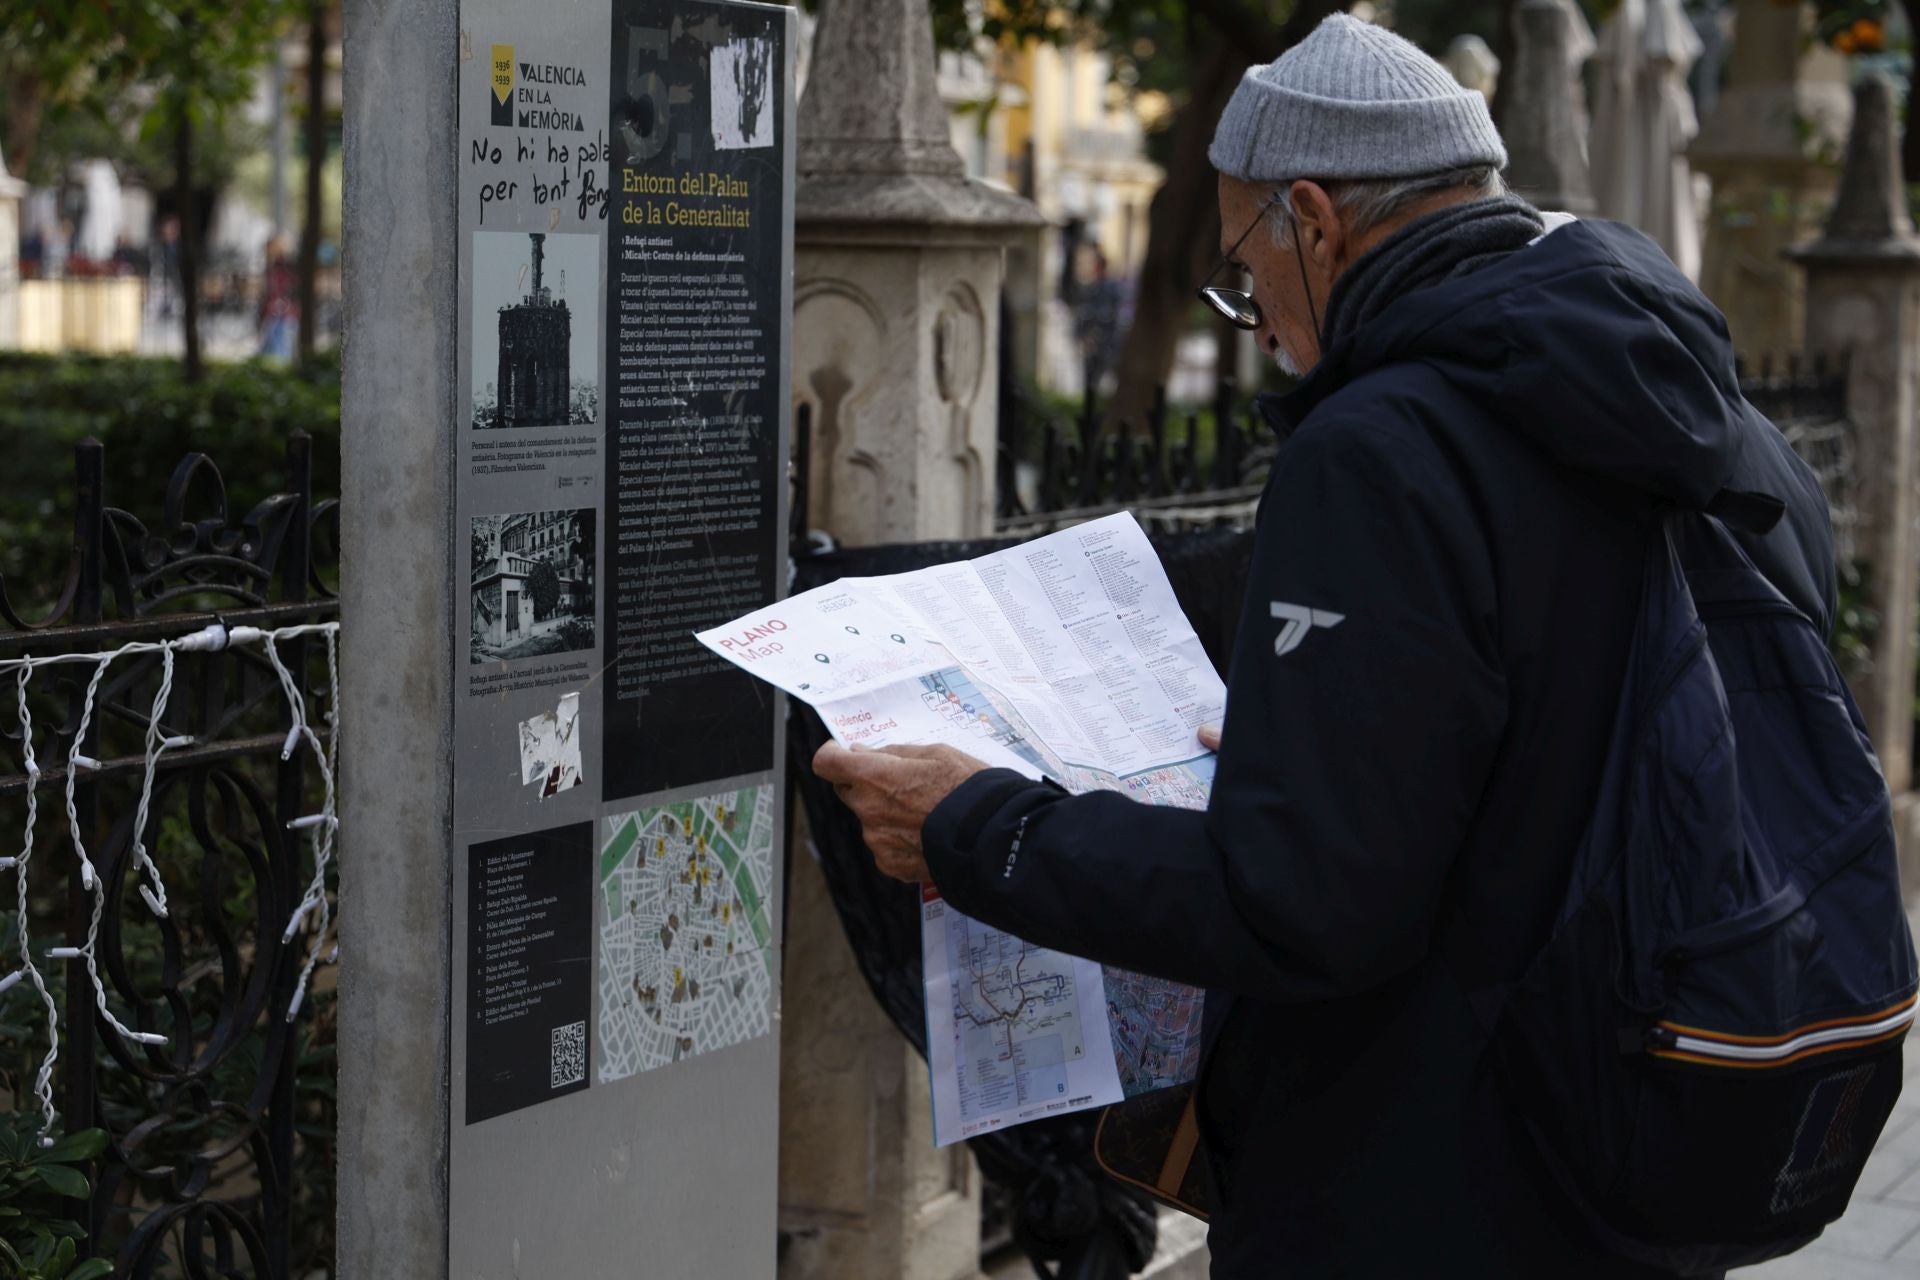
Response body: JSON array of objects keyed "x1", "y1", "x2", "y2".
[{"x1": 1, "y1": 435, "x2": 338, "y2": 1275}]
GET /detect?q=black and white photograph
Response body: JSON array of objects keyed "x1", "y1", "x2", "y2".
[
  {"x1": 470, "y1": 230, "x2": 600, "y2": 429},
  {"x1": 470, "y1": 508, "x2": 597, "y2": 664}
]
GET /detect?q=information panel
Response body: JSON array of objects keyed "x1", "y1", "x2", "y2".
[
  {"x1": 449, "y1": 1, "x2": 792, "y2": 1273},
  {"x1": 602, "y1": 0, "x2": 786, "y2": 799}
]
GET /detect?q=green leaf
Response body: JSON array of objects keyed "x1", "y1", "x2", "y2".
[
  {"x1": 38, "y1": 1131, "x2": 107, "y2": 1164},
  {"x1": 68, "y1": 1261, "x2": 114, "y2": 1280},
  {"x1": 29, "y1": 1163, "x2": 89, "y2": 1199}
]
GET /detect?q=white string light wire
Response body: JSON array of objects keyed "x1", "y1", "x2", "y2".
[
  {"x1": 0, "y1": 619, "x2": 341, "y2": 1138},
  {"x1": 10, "y1": 665, "x2": 60, "y2": 1145}
]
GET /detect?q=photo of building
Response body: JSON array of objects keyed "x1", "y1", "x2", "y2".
[
  {"x1": 471, "y1": 230, "x2": 600, "y2": 429},
  {"x1": 470, "y1": 508, "x2": 596, "y2": 663}
]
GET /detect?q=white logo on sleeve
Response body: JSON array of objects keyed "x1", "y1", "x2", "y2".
[{"x1": 1270, "y1": 601, "x2": 1345, "y2": 656}]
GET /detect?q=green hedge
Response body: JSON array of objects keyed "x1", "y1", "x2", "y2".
[{"x1": 0, "y1": 354, "x2": 341, "y2": 612}]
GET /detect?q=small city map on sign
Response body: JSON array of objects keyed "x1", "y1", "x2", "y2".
[
  {"x1": 597, "y1": 786, "x2": 775, "y2": 1081},
  {"x1": 949, "y1": 914, "x2": 1088, "y2": 1123}
]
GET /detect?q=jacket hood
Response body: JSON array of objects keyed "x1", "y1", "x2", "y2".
[{"x1": 1280, "y1": 220, "x2": 1751, "y2": 512}]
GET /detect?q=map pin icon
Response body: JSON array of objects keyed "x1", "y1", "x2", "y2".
[{"x1": 815, "y1": 654, "x2": 830, "y2": 664}]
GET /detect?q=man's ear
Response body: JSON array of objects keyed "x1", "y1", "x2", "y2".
[{"x1": 1287, "y1": 179, "x2": 1343, "y2": 268}]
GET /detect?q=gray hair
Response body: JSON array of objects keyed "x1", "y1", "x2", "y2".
[{"x1": 1264, "y1": 165, "x2": 1508, "y2": 247}]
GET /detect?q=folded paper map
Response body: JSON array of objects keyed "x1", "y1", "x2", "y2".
[{"x1": 696, "y1": 512, "x2": 1222, "y2": 1144}]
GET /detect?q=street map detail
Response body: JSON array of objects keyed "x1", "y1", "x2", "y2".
[
  {"x1": 948, "y1": 915, "x2": 1088, "y2": 1122},
  {"x1": 597, "y1": 786, "x2": 775, "y2": 1080}
]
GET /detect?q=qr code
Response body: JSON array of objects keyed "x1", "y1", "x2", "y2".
[{"x1": 550, "y1": 1021, "x2": 586, "y2": 1088}]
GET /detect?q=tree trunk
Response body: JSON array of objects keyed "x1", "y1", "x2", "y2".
[
  {"x1": 4, "y1": 69, "x2": 46, "y2": 180},
  {"x1": 1105, "y1": 33, "x2": 1250, "y2": 434},
  {"x1": 298, "y1": 0, "x2": 329, "y2": 362},
  {"x1": 175, "y1": 111, "x2": 202, "y2": 383},
  {"x1": 1106, "y1": 0, "x2": 1349, "y2": 434}
]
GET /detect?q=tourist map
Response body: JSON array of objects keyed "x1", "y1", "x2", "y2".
[
  {"x1": 597, "y1": 785, "x2": 776, "y2": 1080},
  {"x1": 698, "y1": 513, "x2": 1221, "y2": 1142}
]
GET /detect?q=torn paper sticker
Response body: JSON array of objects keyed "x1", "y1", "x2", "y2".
[
  {"x1": 519, "y1": 691, "x2": 584, "y2": 799},
  {"x1": 711, "y1": 36, "x2": 774, "y2": 150}
]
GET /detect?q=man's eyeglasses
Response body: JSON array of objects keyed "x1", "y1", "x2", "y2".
[
  {"x1": 1195, "y1": 193, "x2": 1321, "y2": 341},
  {"x1": 1196, "y1": 199, "x2": 1278, "y2": 331}
]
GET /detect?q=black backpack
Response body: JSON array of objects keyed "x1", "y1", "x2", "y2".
[{"x1": 1466, "y1": 504, "x2": 1917, "y2": 1274}]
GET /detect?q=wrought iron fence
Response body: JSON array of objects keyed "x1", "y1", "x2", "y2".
[
  {"x1": 1738, "y1": 353, "x2": 1857, "y2": 565},
  {"x1": 988, "y1": 351, "x2": 1855, "y2": 541},
  {"x1": 0, "y1": 435, "x2": 339, "y2": 1276},
  {"x1": 994, "y1": 376, "x2": 1273, "y2": 537}
]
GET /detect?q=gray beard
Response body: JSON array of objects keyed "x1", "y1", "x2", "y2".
[{"x1": 1272, "y1": 347, "x2": 1304, "y2": 379}]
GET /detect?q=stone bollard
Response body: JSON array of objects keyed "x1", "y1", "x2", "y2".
[
  {"x1": 1693, "y1": 0, "x2": 1851, "y2": 361},
  {"x1": 779, "y1": 3, "x2": 1042, "y2": 1279},
  {"x1": 789, "y1": 0, "x2": 1043, "y2": 545},
  {"x1": 1503, "y1": 0, "x2": 1597, "y2": 215},
  {"x1": 1787, "y1": 74, "x2": 1920, "y2": 893}
]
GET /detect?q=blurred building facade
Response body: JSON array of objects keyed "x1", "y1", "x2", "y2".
[
  {"x1": 2, "y1": 20, "x2": 342, "y2": 358},
  {"x1": 936, "y1": 34, "x2": 1167, "y2": 397}
]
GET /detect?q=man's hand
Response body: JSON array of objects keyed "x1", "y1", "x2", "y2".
[
  {"x1": 1198, "y1": 722, "x2": 1222, "y2": 752},
  {"x1": 813, "y1": 742, "x2": 990, "y2": 884}
]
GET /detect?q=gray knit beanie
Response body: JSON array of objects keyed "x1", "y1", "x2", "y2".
[{"x1": 1209, "y1": 14, "x2": 1507, "y2": 182}]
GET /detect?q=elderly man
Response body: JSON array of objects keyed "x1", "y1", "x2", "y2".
[{"x1": 815, "y1": 14, "x2": 1832, "y2": 1277}]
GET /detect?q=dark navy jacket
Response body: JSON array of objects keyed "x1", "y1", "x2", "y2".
[{"x1": 921, "y1": 221, "x2": 1835, "y2": 1277}]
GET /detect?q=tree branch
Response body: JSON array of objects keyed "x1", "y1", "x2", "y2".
[
  {"x1": 1186, "y1": 0, "x2": 1352, "y2": 64},
  {"x1": 1273, "y1": 0, "x2": 1352, "y2": 53},
  {"x1": 1186, "y1": 0, "x2": 1287, "y2": 61}
]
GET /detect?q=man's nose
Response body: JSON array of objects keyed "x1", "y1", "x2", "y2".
[{"x1": 1257, "y1": 323, "x2": 1282, "y2": 356}]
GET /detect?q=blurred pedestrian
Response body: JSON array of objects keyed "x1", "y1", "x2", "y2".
[
  {"x1": 1073, "y1": 246, "x2": 1127, "y2": 394},
  {"x1": 257, "y1": 237, "x2": 298, "y2": 359}
]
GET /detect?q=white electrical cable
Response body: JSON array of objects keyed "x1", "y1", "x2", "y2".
[
  {"x1": 12, "y1": 664, "x2": 60, "y2": 1143},
  {"x1": 258, "y1": 627, "x2": 342, "y2": 1021},
  {"x1": 0, "y1": 619, "x2": 342, "y2": 1140}
]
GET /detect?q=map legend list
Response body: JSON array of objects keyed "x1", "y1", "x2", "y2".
[{"x1": 466, "y1": 823, "x2": 594, "y2": 1124}]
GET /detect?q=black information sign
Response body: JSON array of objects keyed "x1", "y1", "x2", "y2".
[
  {"x1": 602, "y1": 0, "x2": 786, "y2": 800},
  {"x1": 465, "y1": 823, "x2": 593, "y2": 1124}
]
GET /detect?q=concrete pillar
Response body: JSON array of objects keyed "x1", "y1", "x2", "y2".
[
  {"x1": 1787, "y1": 75, "x2": 1920, "y2": 892},
  {"x1": 1692, "y1": 0, "x2": 1851, "y2": 360},
  {"x1": 1504, "y1": 0, "x2": 1598, "y2": 215},
  {"x1": 336, "y1": 1, "x2": 457, "y2": 1275},
  {"x1": 778, "y1": 2, "x2": 1040, "y2": 1277}
]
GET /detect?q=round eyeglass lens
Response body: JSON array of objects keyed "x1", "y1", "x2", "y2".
[{"x1": 1199, "y1": 286, "x2": 1260, "y2": 331}]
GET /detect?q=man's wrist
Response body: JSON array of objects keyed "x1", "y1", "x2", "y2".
[{"x1": 921, "y1": 768, "x2": 1049, "y2": 903}]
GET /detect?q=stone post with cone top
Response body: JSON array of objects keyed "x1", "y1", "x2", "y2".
[
  {"x1": 788, "y1": 0, "x2": 1043, "y2": 547},
  {"x1": 1788, "y1": 73, "x2": 1920, "y2": 892},
  {"x1": 778, "y1": 2, "x2": 1042, "y2": 1278},
  {"x1": 1503, "y1": 0, "x2": 1597, "y2": 215},
  {"x1": 1694, "y1": 0, "x2": 1851, "y2": 360}
]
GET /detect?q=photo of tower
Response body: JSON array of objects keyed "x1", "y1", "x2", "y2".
[
  {"x1": 495, "y1": 233, "x2": 569, "y2": 427},
  {"x1": 470, "y1": 230, "x2": 600, "y2": 430}
]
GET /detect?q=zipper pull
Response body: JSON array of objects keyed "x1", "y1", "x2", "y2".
[{"x1": 1618, "y1": 1024, "x2": 1678, "y2": 1055}]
